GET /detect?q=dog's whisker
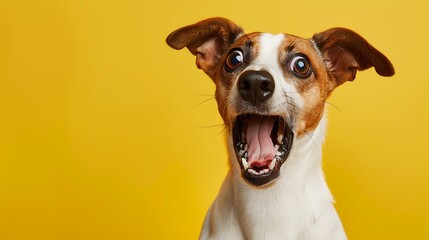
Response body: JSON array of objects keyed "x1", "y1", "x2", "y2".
[
  {"x1": 216, "y1": 125, "x2": 228, "y2": 137},
  {"x1": 324, "y1": 101, "x2": 346, "y2": 117},
  {"x1": 194, "y1": 93, "x2": 215, "y2": 97},
  {"x1": 303, "y1": 129, "x2": 320, "y2": 151},
  {"x1": 193, "y1": 123, "x2": 225, "y2": 128},
  {"x1": 191, "y1": 97, "x2": 215, "y2": 110}
]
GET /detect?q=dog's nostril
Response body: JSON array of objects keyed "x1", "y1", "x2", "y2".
[
  {"x1": 260, "y1": 81, "x2": 271, "y2": 93},
  {"x1": 239, "y1": 78, "x2": 251, "y2": 91},
  {"x1": 238, "y1": 70, "x2": 275, "y2": 105}
]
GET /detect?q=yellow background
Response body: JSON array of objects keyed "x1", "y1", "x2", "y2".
[{"x1": 0, "y1": 0, "x2": 428, "y2": 239}]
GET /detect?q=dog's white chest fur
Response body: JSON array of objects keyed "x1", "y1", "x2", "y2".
[{"x1": 199, "y1": 115, "x2": 347, "y2": 240}]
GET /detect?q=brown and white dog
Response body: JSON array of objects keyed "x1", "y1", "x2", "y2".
[{"x1": 166, "y1": 18, "x2": 394, "y2": 240}]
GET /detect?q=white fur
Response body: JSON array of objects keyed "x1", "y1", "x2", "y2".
[
  {"x1": 199, "y1": 114, "x2": 347, "y2": 240},
  {"x1": 199, "y1": 34, "x2": 347, "y2": 240},
  {"x1": 255, "y1": 33, "x2": 305, "y2": 113},
  {"x1": 229, "y1": 33, "x2": 304, "y2": 117}
]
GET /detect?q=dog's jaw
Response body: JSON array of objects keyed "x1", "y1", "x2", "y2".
[{"x1": 232, "y1": 114, "x2": 294, "y2": 186}]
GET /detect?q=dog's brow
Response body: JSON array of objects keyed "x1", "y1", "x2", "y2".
[
  {"x1": 245, "y1": 40, "x2": 253, "y2": 48},
  {"x1": 286, "y1": 38, "x2": 299, "y2": 53},
  {"x1": 284, "y1": 43, "x2": 297, "y2": 61},
  {"x1": 242, "y1": 34, "x2": 252, "y2": 43},
  {"x1": 286, "y1": 44, "x2": 295, "y2": 55}
]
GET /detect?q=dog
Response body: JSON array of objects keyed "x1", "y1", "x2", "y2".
[{"x1": 166, "y1": 17, "x2": 394, "y2": 240}]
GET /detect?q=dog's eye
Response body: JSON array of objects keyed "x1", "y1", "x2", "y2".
[
  {"x1": 225, "y1": 50, "x2": 244, "y2": 72},
  {"x1": 290, "y1": 55, "x2": 312, "y2": 78}
]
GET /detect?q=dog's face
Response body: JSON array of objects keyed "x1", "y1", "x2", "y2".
[{"x1": 167, "y1": 18, "x2": 394, "y2": 186}]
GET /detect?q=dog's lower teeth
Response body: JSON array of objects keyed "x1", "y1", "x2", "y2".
[
  {"x1": 248, "y1": 169, "x2": 263, "y2": 175},
  {"x1": 247, "y1": 167, "x2": 270, "y2": 176}
]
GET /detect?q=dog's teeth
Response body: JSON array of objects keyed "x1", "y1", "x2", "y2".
[
  {"x1": 244, "y1": 144, "x2": 248, "y2": 151},
  {"x1": 242, "y1": 158, "x2": 249, "y2": 170},
  {"x1": 239, "y1": 149, "x2": 245, "y2": 156},
  {"x1": 269, "y1": 159, "x2": 276, "y2": 170},
  {"x1": 247, "y1": 167, "x2": 271, "y2": 175},
  {"x1": 244, "y1": 151, "x2": 248, "y2": 158},
  {"x1": 274, "y1": 144, "x2": 279, "y2": 151},
  {"x1": 250, "y1": 168, "x2": 267, "y2": 175},
  {"x1": 277, "y1": 134, "x2": 284, "y2": 143},
  {"x1": 276, "y1": 151, "x2": 282, "y2": 156}
]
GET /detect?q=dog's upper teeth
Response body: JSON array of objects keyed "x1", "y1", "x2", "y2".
[
  {"x1": 274, "y1": 144, "x2": 279, "y2": 151},
  {"x1": 269, "y1": 159, "x2": 276, "y2": 170},
  {"x1": 239, "y1": 149, "x2": 246, "y2": 156},
  {"x1": 242, "y1": 157, "x2": 249, "y2": 170},
  {"x1": 277, "y1": 134, "x2": 284, "y2": 144}
]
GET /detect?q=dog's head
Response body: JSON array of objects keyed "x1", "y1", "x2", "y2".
[{"x1": 166, "y1": 18, "x2": 394, "y2": 187}]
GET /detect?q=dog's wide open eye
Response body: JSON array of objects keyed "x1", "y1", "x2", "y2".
[
  {"x1": 290, "y1": 55, "x2": 312, "y2": 78},
  {"x1": 225, "y1": 49, "x2": 244, "y2": 72}
]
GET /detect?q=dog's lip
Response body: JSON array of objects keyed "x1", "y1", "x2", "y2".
[{"x1": 233, "y1": 114, "x2": 294, "y2": 186}]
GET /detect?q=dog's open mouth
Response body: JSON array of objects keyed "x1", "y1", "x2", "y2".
[{"x1": 233, "y1": 114, "x2": 294, "y2": 186}]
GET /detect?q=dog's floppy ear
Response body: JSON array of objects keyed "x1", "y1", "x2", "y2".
[
  {"x1": 166, "y1": 17, "x2": 244, "y2": 80},
  {"x1": 312, "y1": 28, "x2": 394, "y2": 91}
]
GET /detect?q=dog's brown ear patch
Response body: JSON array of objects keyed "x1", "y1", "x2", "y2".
[
  {"x1": 166, "y1": 17, "x2": 244, "y2": 80},
  {"x1": 312, "y1": 28, "x2": 394, "y2": 90}
]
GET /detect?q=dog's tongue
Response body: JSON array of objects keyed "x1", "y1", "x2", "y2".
[{"x1": 246, "y1": 116, "x2": 276, "y2": 166}]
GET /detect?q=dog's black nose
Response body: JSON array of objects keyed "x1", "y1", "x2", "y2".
[{"x1": 238, "y1": 70, "x2": 275, "y2": 105}]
